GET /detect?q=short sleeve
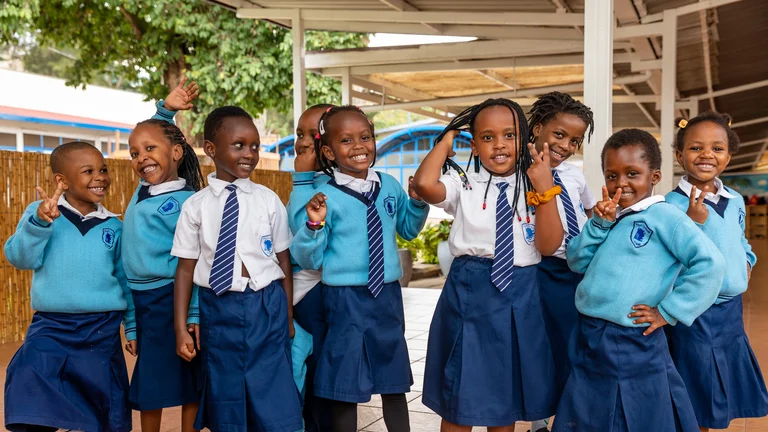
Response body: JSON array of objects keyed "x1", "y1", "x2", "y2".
[
  {"x1": 171, "y1": 198, "x2": 202, "y2": 259},
  {"x1": 578, "y1": 171, "x2": 598, "y2": 210},
  {"x1": 269, "y1": 192, "x2": 293, "y2": 253},
  {"x1": 435, "y1": 170, "x2": 462, "y2": 215}
]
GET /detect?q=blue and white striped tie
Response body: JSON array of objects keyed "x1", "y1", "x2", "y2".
[
  {"x1": 553, "y1": 171, "x2": 580, "y2": 245},
  {"x1": 209, "y1": 184, "x2": 239, "y2": 296},
  {"x1": 490, "y1": 182, "x2": 514, "y2": 292},
  {"x1": 364, "y1": 190, "x2": 385, "y2": 297}
]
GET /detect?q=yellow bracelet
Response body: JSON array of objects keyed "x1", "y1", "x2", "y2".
[{"x1": 526, "y1": 185, "x2": 562, "y2": 207}]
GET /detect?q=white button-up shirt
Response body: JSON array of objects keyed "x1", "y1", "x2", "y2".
[
  {"x1": 58, "y1": 195, "x2": 120, "y2": 220},
  {"x1": 677, "y1": 176, "x2": 736, "y2": 204},
  {"x1": 172, "y1": 173, "x2": 292, "y2": 292},
  {"x1": 553, "y1": 162, "x2": 597, "y2": 259},
  {"x1": 333, "y1": 168, "x2": 380, "y2": 194},
  {"x1": 435, "y1": 167, "x2": 541, "y2": 267}
]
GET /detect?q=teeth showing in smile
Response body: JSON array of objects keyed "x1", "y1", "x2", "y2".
[
  {"x1": 492, "y1": 154, "x2": 509, "y2": 163},
  {"x1": 89, "y1": 187, "x2": 105, "y2": 193},
  {"x1": 351, "y1": 155, "x2": 368, "y2": 162},
  {"x1": 696, "y1": 163, "x2": 716, "y2": 170},
  {"x1": 621, "y1": 191, "x2": 633, "y2": 197},
  {"x1": 141, "y1": 165, "x2": 157, "y2": 174},
  {"x1": 238, "y1": 163, "x2": 252, "y2": 168},
  {"x1": 550, "y1": 149, "x2": 565, "y2": 160}
]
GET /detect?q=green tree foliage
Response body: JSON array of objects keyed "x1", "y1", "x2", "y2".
[{"x1": 0, "y1": 0, "x2": 366, "y2": 136}]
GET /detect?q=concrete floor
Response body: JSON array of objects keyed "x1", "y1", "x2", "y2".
[{"x1": 3, "y1": 241, "x2": 768, "y2": 431}]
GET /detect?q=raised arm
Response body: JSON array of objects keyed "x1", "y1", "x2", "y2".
[{"x1": 413, "y1": 130, "x2": 458, "y2": 204}]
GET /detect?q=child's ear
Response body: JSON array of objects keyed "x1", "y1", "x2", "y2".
[
  {"x1": 203, "y1": 140, "x2": 215, "y2": 159},
  {"x1": 172, "y1": 144, "x2": 184, "y2": 162},
  {"x1": 651, "y1": 169, "x2": 662, "y2": 185},
  {"x1": 470, "y1": 139, "x2": 478, "y2": 156},
  {"x1": 321, "y1": 145, "x2": 335, "y2": 162},
  {"x1": 54, "y1": 173, "x2": 69, "y2": 191},
  {"x1": 532, "y1": 124, "x2": 542, "y2": 141},
  {"x1": 674, "y1": 150, "x2": 684, "y2": 168}
]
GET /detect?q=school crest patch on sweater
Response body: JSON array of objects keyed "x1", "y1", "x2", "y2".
[
  {"x1": 384, "y1": 196, "x2": 396, "y2": 218},
  {"x1": 102, "y1": 228, "x2": 116, "y2": 249},
  {"x1": 739, "y1": 208, "x2": 746, "y2": 226},
  {"x1": 261, "y1": 235, "x2": 273, "y2": 257},
  {"x1": 630, "y1": 221, "x2": 652, "y2": 248},
  {"x1": 157, "y1": 197, "x2": 181, "y2": 216}
]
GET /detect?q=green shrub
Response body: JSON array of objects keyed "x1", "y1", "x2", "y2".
[{"x1": 397, "y1": 219, "x2": 453, "y2": 264}]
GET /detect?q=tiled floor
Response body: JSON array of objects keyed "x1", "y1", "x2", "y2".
[{"x1": 3, "y1": 240, "x2": 768, "y2": 431}]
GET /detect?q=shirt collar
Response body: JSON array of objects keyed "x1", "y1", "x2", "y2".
[
  {"x1": 678, "y1": 176, "x2": 736, "y2": 199},
  {"x1": 58, "y1": 194, "x2": 120, "y2": 220},
  {"x1": 617, "y1": 195, "x2": 665, "y2": 216},
  {"x1": 207, "y1": 172, "x2": 253, "y2": 196},
  {"x1": 333, "y1": 168, "x2": 380, "y2": 186},
  {"x1": 139, "y1": 178, "x2": 187, "y2": 196}
]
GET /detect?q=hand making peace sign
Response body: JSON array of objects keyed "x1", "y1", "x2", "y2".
[
  {"x1": 35, "y1": 183, "x2": 64, "y2": 224},
  {"x1": 594, "y1": 186, "x2": 623, "y2": 222},
  {"x1": 686, "y1": 185, "x2": 709, "y2": 225},
  {"x1": 527, "y1": 142, "x2": 555, "y2": 193}
]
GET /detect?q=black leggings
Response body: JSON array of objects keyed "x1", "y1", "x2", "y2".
[{"x1": 331, "y1": 393, "x2": 410, "y2": 432}]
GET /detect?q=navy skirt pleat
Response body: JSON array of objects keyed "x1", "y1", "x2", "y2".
[
  {"x1": 314, "y1": 281, "x2": 412, "y2": 403},
  {"x1": 666, "y1": 295, "x2": 768, "y2": 428},
  {"x1": 195, "y1": 282, "x2": 303, "y2": 432},
  {"x1": 537, "y1": 255, "x2": 582, "y2": 397},
  {"x1": 293, "y1": 282, "x2": 332, "y2": 432},
  {"x1": 552, "y1": 315, "x2": 699, "y2": 432},
  {"x1": 129, "y1": 282, "x2": 201, "y2": 410},
  {"x1": 422, "y1": 256, "x2": 557, "y2": 427},
  {"x1": 4, "y1": 311, "x2": 131, "y2": 432}
]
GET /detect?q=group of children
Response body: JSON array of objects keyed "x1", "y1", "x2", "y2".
[{"x1": 3, "y1": 77, "x2": 767, "y2": 432}]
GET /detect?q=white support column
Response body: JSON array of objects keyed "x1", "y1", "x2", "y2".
[
  {"x1": 689, "y1": 96, "x2": 699, "y2": 117},
  {"x1": 659, "y1": 10, "x2": 677, "y2": 195},
  {"x1": 341, "y1": 67, "x2": 352, "y2": 105},
  {"x1": 582, "y1": 0, "x2": 614, "y2": 197},
  {"x1": 292, "y1": 9, "x2": 307, "y2": 130},
  {"x1": 15, "y1": 131, "x2": 24, "y2": 152}
]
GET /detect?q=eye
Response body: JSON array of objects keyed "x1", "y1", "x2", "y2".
[
  {"x1": 297, "y1": 133, "x2": 304, "y2": 139},
  {"x1": 341, "y1": 138, "x2": 352, "y2": 143},
  {"x1": 129, "y1": 151, "x2": 138, "y2": 159},
  {"x1": 146, "y1": 145, "x2": 155, "y2": 152},
  {"x1": 571, "y1": 138, "x2": 580, "y2": 145},
  {"x1": 606, "y1": 174, "x2": 616, "y2": 180},
  {"x1": 251, "y1": 144, "x2": 260, "y2": 151},
  {"x1": 713, "y1": 146, "x2": 725, "y2": 152},
  {"x1": 689, "y1": 146, "x2": 701, "y2": 151},
  {"x1": 362, "y1": 135, "x2": 371, "y2": 141},
  {"x1": 84, "y1": 169, "x2": 93, "y2": 174},
  {"x1": 101, "y1": 167, "x2": 109, "y2": 173},
  {"x1": 505, "y1": 133, "x2": 515, "y2": 139},
  {"x1": 628, "y1": 171, "x2": 638, "y2": 178},
  {"x1": 233, "y1": 142, "x2": 244, "y2": 149},
  {"x1": 482, "y1": 135, "x2": 493, "y2": 141},
  {"x1": 554, "y1": 132, "x2": 564, "y2": 138}
]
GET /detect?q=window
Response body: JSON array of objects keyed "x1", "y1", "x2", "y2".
[
  {"x1": 418, "y1": 138, "x2": 431, "y2": 151},
  {"x1": 402, "y1": 153, "x2": 416, "y2": 165},
  {"x1": 386, "y1": 153, "x2": 400, "y2": 166}
]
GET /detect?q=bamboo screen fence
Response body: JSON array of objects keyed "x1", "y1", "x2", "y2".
[{"x1": 0, "y1": 151, "x2": 292, "y2": 343}]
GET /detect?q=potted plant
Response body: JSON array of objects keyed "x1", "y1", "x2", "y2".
[{"x1": 434, "y1": 219, "x2": 453, "y2": 276}]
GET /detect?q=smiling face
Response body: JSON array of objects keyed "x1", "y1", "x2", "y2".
[
  {"x1": 128, "y1": 123, "x2": 183, "y2": 185},
  {"x1": 533, "y1": 113, "x2": 588, "y2": 168},
  {"x1": 55, "y1": 146, "x2": 111, "y2": 213},
  {"x1": 603, "y1": 144, "x2": 661, "y2": 208},
  {"x1": 320, "y1": 111, "x2": 376, "y2": 179},
  {"x1": 296, "y1": 107, "x2": 326, "y2": 156},
  {"x1": 675, "y1": 121, "x2": 732, "y2": 190},
  {"x1": 204, "y1": 116, "x2": 260, "y2": 182},
  {"x1": 470, "y1": 104, "x2": 519, "y2": 177}
]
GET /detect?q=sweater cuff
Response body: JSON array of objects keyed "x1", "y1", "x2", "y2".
[
  {"x1": 410, "y1": 197, "x2": 428, "y2": 209},
  {"x1": 657, "y1": 304, "x2": 678, "y2": 327},
  {"x1": 124, "y1": 327, "x2": 137, "y2": 342},
  {"x1": 292, "y1": 171, "x2": 316, "y2": 185},
  {"x1": 29, "y1": 213, "x2": 52, "y2": 228},
  {"x1": 591, "y1": 216, "x2": 614, "y2": 230},
  {"x1": 304, "y1": 223, "x2": 325, "y2": 238},
  {"x1": 154, "y1": 100, "x2": 177, "y2": 122},
  {"x1": 186, "y1": 316, "x2": 200, "y2": 325}
]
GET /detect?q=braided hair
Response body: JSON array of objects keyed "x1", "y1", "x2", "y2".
[
  {"x1": 434, "y1": 98, "x2": 532, "y2": 216},
  {"x1": 527, "y1": 91, "x2": 594, "y2": 148},
  {"x1": 312, "y1": 105, "x2": 376, "y2": 177},
  {"x1": 135, "y1": 119, "x2": 205, "y2": 191},
  {"x1": 674, "y1": 111, "x2": 740, "y2": 153}
]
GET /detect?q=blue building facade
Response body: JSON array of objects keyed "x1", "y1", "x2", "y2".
[{"x1": 264, "y1": 125, "x2": 473, "y2": 186}]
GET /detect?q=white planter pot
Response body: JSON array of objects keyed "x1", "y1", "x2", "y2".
[{"x1": 437, "y1": 241, "x2": 453, "y2": 276}]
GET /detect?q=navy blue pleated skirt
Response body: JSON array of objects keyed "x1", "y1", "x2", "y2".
[
  {"x1": 666, "y1": 295, "x2": 768, "y2": 428},
  {"x1": 129, "y1": 282, "x2": 201, "y2": 411},
  {"x1": 314, "y1": 281, "x2": 412, "y2": 403},
  {"x1": 293, "y1": 282, "x2": 332, "y2": 432},
  {"x1": 538, "y1": 255, "x2": 582, "y2": 397},
  {"x1": 552, "y1": 315, "x2": 698, "y2": 432},
  {"x1": 4, "y1": 311, "x2": 131, "y2": 432},
  {"x1": 422, "y1": 256, "x2": 557, "y2": 427},
  {"x1": 195, "y1": 282, "x2": 303, "y2": 432}
]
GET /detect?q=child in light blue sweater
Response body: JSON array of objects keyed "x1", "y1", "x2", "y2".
[
  {"x1": 122, "y1": 79, "x2": 207, "y2": 432},
  {"x1": 665, "y1": 112, "x2": 768, "y2": 430},
  {"x1": 291, "y1": 105, "x2": 428, "y2": 432},
  {"x1": 4, "y1": 142, "x2": 133, "y2": 432},
  {"x1": 552, "y1": 128, "x2": 726, "y2": 432}
]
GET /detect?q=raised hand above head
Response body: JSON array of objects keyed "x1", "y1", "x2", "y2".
[{"x1": 164, "y1": 77, "x2": 199, "y2": 112}]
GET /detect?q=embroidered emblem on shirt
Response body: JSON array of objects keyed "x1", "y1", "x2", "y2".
[
  {"x1": 102, "y1": 228, "x2": 116, "y2": 249},
  {"x1": 384, "y1": 196, "x2": 396, "y2": 218},
  {"x1": 579, "y1": 202, "x2": 586, "y2": 217},
  {"x1": 630, "y1": 221, "x2": 653, "y2": 248},
  {"x1": 261, "y1": 235, "x2": 273, "y2": 257},
  {"x1": 739, "y1": 208, "x2": 746, "y2": 226},
  {"x1": 522, "y1": 223, "x2": 535, "y2": 245},
  {"x1": 157, "y1": 196, "x2": 181, "y2": 216}
]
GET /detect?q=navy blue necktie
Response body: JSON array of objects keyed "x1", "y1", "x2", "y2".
[
  {"x1": 210, "y1": 184, "x2": 239, "y2": 296},
  {"x1": 490, "y1": 182, "x2": 514, "y2": 292},
  {"x1": 553, "y1": 171, "x2": 580, "y2": 245},
  {"x1": 364, "y1": 190, "x2": 385, "y2": 297}
]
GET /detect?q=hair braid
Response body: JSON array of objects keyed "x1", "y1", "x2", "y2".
[
  {"x1": 312, "y1": 105, "x2": 377, "y2": 178},
  {"x1": 136, "y1": 119, "x2": 205, "y2": 191}
]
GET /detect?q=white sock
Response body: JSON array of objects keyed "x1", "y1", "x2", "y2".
[{"x1": 530, "y1": 419, "x2": 548, "y2": 431}]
